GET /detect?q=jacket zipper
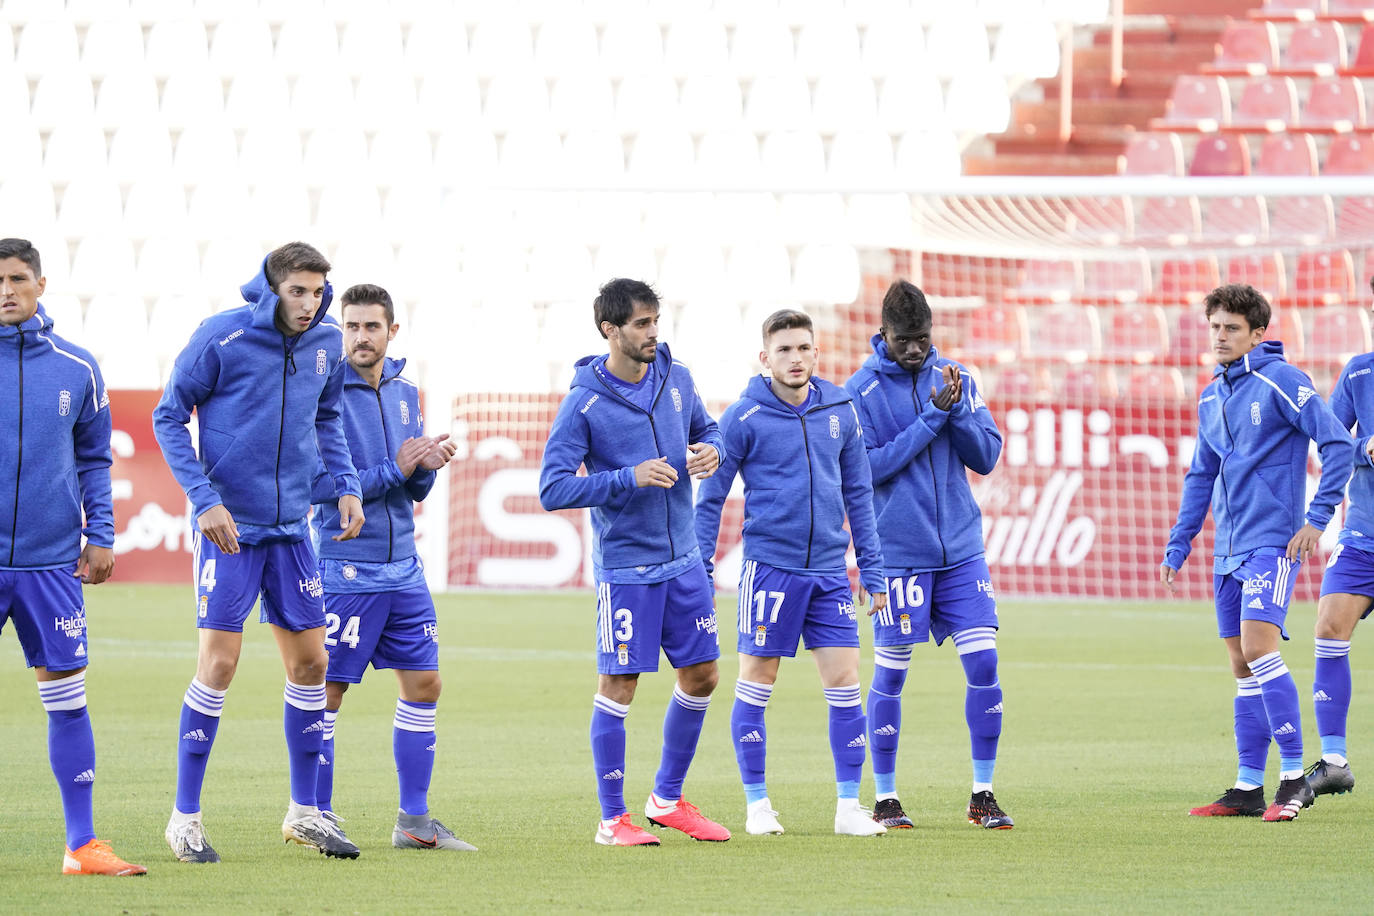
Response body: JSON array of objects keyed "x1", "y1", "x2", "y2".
[
  {"x1": 598, "y1": 370, "x2": 675, "y2": 558},
  {"x1": 798, "y1": 409, "x2": 816, "y2": 567},
  {"x1": 274, "y1": 339, "x2": 292, "y2": 525},
  {"x1": 8, "y1": 333, "x2": 23, "y2": 566},
  {"x1": 1218, "y1": 372, "x2": 1234, "y2": 556},
  {"x1": 373, "y1": 382, "x2": 394, "y2": 563},
  {"x1": 911, "y1": 373, "x2": 947, "y2": 566}
]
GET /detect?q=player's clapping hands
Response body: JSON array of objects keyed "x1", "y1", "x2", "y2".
[
  {"x1": 418, "y1": 433, "x2": 457, "y2": 471},
  {"x1": 931, "y1": 364, "x2": 962, "y2": 411},
  {"x1": 634, "y1": 456, "x2": 678, "y2": 489},
  {"x1": 686, "y1": 442, "x2": 719, "y2": 479}
]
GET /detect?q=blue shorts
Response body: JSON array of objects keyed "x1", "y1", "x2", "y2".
[
  {"x1": 322, "y1": 585, "x2": 440, "y2": 683},
  {"x1": 1320, "y1": 543, "x2": 1374, "y2": 618},
  {"x1": 194, "y1": 535, "x2": 325, "y2": 633},
  {"x1": 596, "y1": 562, "x2": 719, "y2": 675},
  {"x1": 1214, "y1": 553, "x2": 1297, "y2": 639},
  {"x1": 0, "y1": 566, "x2": 88, "y2": 671},
  {"x1": 873, "y1": 557, "x2": 999, "y2": 647},
  {"x1": 735, "y1": 560, "x2": 858, "y2": 657}
]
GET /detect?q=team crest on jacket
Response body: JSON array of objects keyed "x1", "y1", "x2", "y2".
[
  {"x1": 671, "y1": 387, "x2": 682, "y2": 412},
  {"x1": 829, "y1": 414, "x2": 839, "y2": 438},
  {"x1": 1250, "y1": 401, "x2": 1261, "y2": 425},
  {"x1": 58, "y1": 389, "x2": 71, "y2": 416},
  {"x1": 315, "y1": 348, "x2": 328, "y2": 374},
  {"x1": 400, "y1": 400, "x2": 410, "y2": 425}
]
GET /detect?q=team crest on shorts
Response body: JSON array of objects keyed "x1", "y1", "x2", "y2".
[
  {"x1": 755, "y1": 625, "x2": 767, "y2": 647},
  {"x1": 316, "y1": 348, "x2": 328, "y2": 374},
  {"x1": 342, "y1": 564, "x2": 357, "y2": 580},
  {"x1": 899, "y1": 614, "x2": 912, "y2": 636},
  {"x1": 58, "y1": 390, "x2": 71, "y2": 416},
  {"x1": 671, "y1": 388, "x2": 682, "y2": 412},
  {"x1": 616, "y1": 643, "x2": 629, "y2": 666},
  {"x1": 399, "y1": 400, "x2": 409, "y2": 425},
  {"x1": 829, "y1": 414, "x2": 840, "y2": 438},
  {"x1": 198, "y1": 595, "x2": 208, "y2": 618}
]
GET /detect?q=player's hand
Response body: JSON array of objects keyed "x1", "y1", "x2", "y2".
[
  {"x1": 335, "y1": 494, "x2": 365, "y2": 541},
  {"x1": 686, "y1": 443, "x2": 719, "y2": 479},
  {"x1": 930, "y1": 365, "x2": 962, "y2": 411},
  {"x1": 198, "y1": 505, "x2": 240, "y2": 555},
  {"x1": 1287, "y1": 523, "x2": 1321, "y2": 562},
  {"x1": 395, "y1": 436, "x2": 432, "y2": 477},
  {"x1": 75, "y1": 544, "x2": 114, "y2": 585},
  {"x1": 418, "y1": 433, "x2": 456, "y2": 471},
  {"x1": 868, "y1": 589, "x2": 887, "y2": 616},
  {"x1": 634, "y1": 456, "x2": 679, "y2": 489},
  {"x1": 1159, "y1": 564, "x2": 1177, "y2": 595}
]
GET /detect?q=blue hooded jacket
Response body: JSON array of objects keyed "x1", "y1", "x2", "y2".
[
  {"x1": 1330, "y1": 352, "x2": 1374, "y2": 550},
  {"x1": 539, "y1": 344, "x2": 723, "y2": 580},
  {"x1": 695, "y1": 374, "x2": 885, "y2": 594},
  {"x1": 311, "y1": 357, "x2": 432, "y2": 590},
  {"x1": 0, "y1": 304, "x2": 114, "y2": 569},
  {"x1": 1163, "y1": 341, "x2": 1353, "y2": 572},
  {"x1": 844, "y1": 336, "x2": 1002, "y2": 573},
  {"x1": 153, "y1": 258, "x2": 361, "y2": 544}
]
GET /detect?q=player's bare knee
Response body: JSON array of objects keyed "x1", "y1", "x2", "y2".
[
  {"x1": 288, "y1": 652, "x2": 329, "y2": 684},
  {"x1": 677, "y1": 661, "x2": 718, "y2": 696},
  {"x1": 197, "y1": 653, "x2": 238, "y2": 690},
  {"x1": 402, "y1": 670, "x2": 442, "y2": 704}
]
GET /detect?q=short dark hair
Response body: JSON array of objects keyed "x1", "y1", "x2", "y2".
[
  {"x1": 593, "y1": 278, "x2": 659, "y2": 339},
  {"x1": 880, "y1": 279, "x2": 931, "y2": 331},
  {"x1": 340, "y1": 283, "x2": 395, "y2": 325},
  {"x1": 0, "y1": 238, "x2": 41, "y2": 278},
  {"x1": 265, "y1": 241, "x2": 330, "y2": 291},
  {"x1": 1204, "y1": 283, "x2": 1270, "y2": 332},
  {"x1": 761, "y1": 308, "x2": 813, "y2": 343}
]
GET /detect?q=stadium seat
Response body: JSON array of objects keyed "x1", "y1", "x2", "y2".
[
  {"x1": 593, "y1": 239, "x2": 659, "y2": 287},
  {"x1": 39, "y1": 294, "x2": 83, "y2": 338},
  {"x1": 1152, "y1": 74, "x2": 1229, "y2": 131},
  {"x1": 291, "y1": 70, "x2": 356, "y2": 131},
  {"x1": 1249, "y1": 0, "x2": 1325, "y2": 21},
  {"x1": 662, "y1": 15, "x2": 730, "y2": 78},
  {"x1": 1032, "y1": 304, "x2": 1101, "y2": 363},
  {"x1": 68, "y1": 237, "x2": 138, "y2": 298},
  {"x1": 1060, "y1": 365, "x2": 1118, "y2": 401},
  {"x1": 369, "y1": 126, "x2": 435, "y2": 186},
  {"x1": 144, "y1": 18, "x2": 210, "y2": 78},
  {"x1": 329, "y1": 235, "x2": 398, "y2": 292},
  {"x1": 599, "y1": 14, "x2": 664, "y2": 78},
  {"x1": 712, "y1": 192, "x2": 784, "y2": 244},
  {"x1": 982, "y1": 365, "x2": 1051, "y2": 404},
  {"x1": 828, "y1": 129, "x2": 895, "y2": 183},
  {"x1": 1102, "y1": 304, "x2": 1170, "y2": 364},
  {"x1": 57, "y1": 175, "x2": 124, "y2": 238},
  {"x1": 224, "y1": 70, "x2": 293, "y2": 127},
  {"x1": 1264, "y1": 306, "x2": 1305, "y2": 359},
  {"x1": 316, "y1": 181, "x2": 382, "y2": 237},
  {"x1": 1310, "y1": 307, "x2": 1372, "y2": 366},
  {"x1": 812, "y1": 74, "x2": 879, "y2": 134},
  {"x1": 845, "y1": 193, "x2": 915, "y2": 249},
  {"x1": 1328, "y1": 0, "x2": 1374, "y2": 20},
  {"x1": 725, "y1": 241, "x2": 793, "y2": 305},
  {"x1": 760, "y1": 130, "x2": 827, "y2": 186},
  {"x1": 1166, "y1": 306, "x2": 1211, "y2": 366},
  {"x1": 1203, "y1": 20, "x2": 1279, "y2": 75},
  {"x1": 1254, "y1": 132, "x2": 1319, "y2": 175},
  {"x1": 148, "y1": 293, "x2": 213, "y2": 358},
  {"x1": 878, "y1": 70, "x2": 946, "y2": 133},
  {"x1": 1005, "y1": 259, "x2": 1081, "y2": 305},
  {"x1": 186, "y1": 178, "x2": 253, "y2": 239},
  {"x1": 100, "y1": 350, "x2": 164, "y2": 390},
  {"x1": 418, "y1": 74, "x2": 483, "y2": 131},
  {"x1": 1227, "y1": 76, "x2": 1299, "y2": 132},
  {"x1": 248, "y1": 179, "x2": 312, "y2": 240},
  {"x1": 1336, "y1": 195, "x2": 1374, "y2": 237},
  {"x1": 1122, "y1": 132, "x2": 1184, "y2": 176},
  {"x1": 338, "y1": 14, "x2": 405, "y2": 77},
  {"x1": 549, "y1": 74, "x2": 615, "y2": 133},
  {"x1": 161, "y1": 68, "x2": 226, "y2": 129},
  {"x1": 16, "y1": 18, "x2": 80, "y2": 79},
  {"x1": 614, "y1": 73, "x2": 680, "y2": 132},
  {"x1": 954, "y1": 304, "x2": 1029, "y2": 364},
  {"x1": 561, "y1": 129, "x2": 626, "y2": 183},
  {"x1": 627, "y1": 127, "x2": 696, "y2": 184},
  {"x1": 1349, "y1": 24, "x2": 1374, "y2": 77},
  {"x1": 0, "y1": 22, "x2": 11, "y2": 67},
  {"x1": 657, "y1": 241, "x2": 727, "y2": 303},
  {"x1": 792, "y1": 243, "x2": 860, "y2": 304},
  {"x1": 859, "y1": 11, "x2": 922, "y2": 77},
  {"x1": 1152, "y1": 255, "x2": 1221, "y2": 306},
  {"x1": 43, "y1": 122, "x2": 108, "y2": 187},
  {"x1": 1121, "y1": 365, "x2": 1189, "y2": 403},
  {"x1": 169, "y1": 122, "x2": 236, "y2": 187},
  {"x1": 992, "y1": 16, "x2": 1061, "y2": 79},
  {"x1": 776, "y1": 192, "x2": 846, "y2": 245},
  {"x1": 527, "y1": 242, "x2": 597, "y2": 304},
  {"x1": 924, "y1": 10, "x2": 990, "y2": 79},
  {"x1": 1137, "y1": 196, "x2": 1201, "y2": 246},
  {"x1": 678, "y1": 74, "x2": 744, "y2": 135},
  {"x1": 354, "y1": 72, "x2": 420, "y2": 130},
  {"x1": 123, "y1": 178, "x2": 188, "y2": 240},
  {"x1": 402, "y1": 7, "x2": 469, "y2": 74},
  {"x1": 1065, "y1": 196, "x2": 1134, "y2": 245},
  {"x1": 497, "y1": 128, "x2": 563, "y2": 184},
  {"x1": 82, "y1": 16, "x2": 145, "y2": 77},
  {"x1": 433, "y1": 128, "x2": 499, "y2": 185},
  {"x1": 237, "y1": 123, "x2": 305, "y2": 186},
  {"x1": 729, "y1": 16, "x2": 794, "y2": 79},
  {"x1": 108, "y1": 120, "x2": 175, "y2": 183},
  {"x1": 945, "y1": 68, "x2": 1012, "y2": 134},
  {"x1": 210, "y1": 16, "x2": 275, "y2": 76},
  {"x1": 1325, "y1": 133, "x2": 1374, "y2": 174},
  {"x1": 1081, "y1": 253, "x2": 1151, "y2": 304},
  {"x1": 1289, "y1": 249, "x2": 1358, "y2": 305},
  {"x1": 1189, "y1": 135, "x2": 1250, "y2": 177},
  {"x1": 796, "y1": 16, "x2": 863, "y2": 78},
  {"x1": 1301, "y1": 76, "x2": 1366, "y2": 132},
  {"x1": 274, "y1": 13, "x2": 341, "y2": 77},
  {"x1": 744, "y1": 73, "x2": 812, "y2": 133},
  {"x1": 1275, "y1": 21, "x2": 1346, "y2": 75},
  {"x1": 1202, "y1": 195, "x2": 1268, "y2": 246},
  {"x1": 138, "y1": 236, "x2": 202, "y2": 294},
  {"x1": 30, "y1": 70, "x2": 95, "y2": 132},
  {"x1": 1226, "y1": 251, "x2": 1288, "y2": 300},
  {"x1": 301, "y1": 127, "x2": 369, "y2": 188},
  {"x1": 93, "y1": 68, "x2": 160, "y2": 129},
  {"x1": 201, "y1": 235, "x2": 261, "y2": 302},
  {"x1": 1268, "y1": 194, "x2": 1334, "y2": 244},
  {"x1": 0, "y1": 177, "x2": 58, "y2": 234}
]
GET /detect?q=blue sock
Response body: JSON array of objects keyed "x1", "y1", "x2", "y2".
[
  {"x1": 40, "y1": 672, "x2": 96, "y2": 850},
  {"x1": 175, "y1": 677, "x2": 225, "y2": 815},
  {"x1": 283, "y1": 681, "x2": 326, "y2": 807},
  {"x1": 1314, "y1": 638, "x2": 1352, "y2": 761},
  {"x1": 394, "y1": 700, "x2": 437, "y2": 816},
  {"x1": 591, "y1": 694, "x2": 629, "y2": 820},
  {"x1": 316, "y1": 709, "x2": 338, "y2": 812},
  {"x1": 956, "y1": 629, "x2": 1001, "y2": 791},
  {"x1": 869, "y1": 647, "x2": 910, "y2": 798},
  {"x1": 653, "y1": 686, "x2": 710, "y2": 802},
  {"x1": 1233, "y1": 677, "x2": 1269, "y2": 788},
  {"x1": 1250, "y1": 652, "x2": 1304, "y2": 777},
  {"x1": 732, "y1": 679, "x2": 772, "y2": 804},
  {"x1": 824, "y1": 684, "x2": 865, "y2": 800}
]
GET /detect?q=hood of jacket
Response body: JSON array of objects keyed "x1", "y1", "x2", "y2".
[
  {"x1": 240, "y1": 256, "x2": 334, "y2": 335},
  {"x1": 740, "y1": 372, "x2": 851, "y2": 414},
  {"x1": 1213, "y1": 339, "x2": 1286, "y2": 381},
  {"x1": 570, "y1": 342, "x2": 674, "y2": 394},
  {"x1": 0, "y1": 303, "x2": 54, "y2": 343},
  {"x1": 344, "y1": 355, "x2": 407, "y2": 388}
]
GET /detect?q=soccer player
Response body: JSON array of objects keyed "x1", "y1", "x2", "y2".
[
  {"x1": 695, "y1": 309, "x2": 888, "y2": 837},
  {"x1": 154, "y1": 242, "x2": 365, "y2": 861},
  {"x1": 844, "y1": 279, "x2": 1011, "y2": 830},
  {"x1": 539, "y1": 278, "x2": 730, "y2": 847},
  {"x1": 1162, "y1": 283, "x2": 1353, "y2": 822},
  {"x1": 0, "y1": 238, "x2": 145, "y2": 876},
  {"x1": 309, "y1": 284, "x2": 474, "y2": 852},
  {"x1": 1304, "y1": 276, "x2": 1374, "y2": 798}
]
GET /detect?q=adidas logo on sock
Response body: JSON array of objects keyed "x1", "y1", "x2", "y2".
[
  {"x1": 1248, "y1": 598, "x2": 1265, "y2": 610},
  {"x1": 739, "y1": 730, "x2": 764, "y2": 743},
  {"x1": 873, "y1": 724, "x2": 897, "y2": 737},
  {"x1": 181, "y1": 728, "x2": 210, "y2": 742},
  {"x1": 1275, "y1": 722, "x2": 1297, "y2": 736},
  {"x1": 73, "y1": 769, "x2": 95, "y2": 784},
  {"x1": 602, "y1": 769, "x2": 625, "y2": 781},
  {"x1": 301, "y1": 720, "x2": 326, "y2": 735},
  {"x1": 847, "y1": 735, "x2": 867, "y2": 748},
  {"x1": 1314, "y1": 690, "x2": 1333, "y2": 702},
  {"x1": 985, "y1": 702, "x2": 1004, "y2": 715},
  {"x1": 318, "y1": 753, "x2": 330, "y2": 765}
]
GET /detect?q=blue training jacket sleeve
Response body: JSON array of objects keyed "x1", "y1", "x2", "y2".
[
  {"x1": 693, "y1": 405, "x2": 744, "y2": 583},
  {"x1": 1292, "y1": 386, "x2": 1355, "y2": 530},
  {"x1": 944, "y1": 373, "x2": 1002, "y2": 476},
  {"x1": 74, "y1": 362, "x2": 115, "y2": 549},
  {"x1": 309, "y1": 452, "x2": 337, "y2": 504},
  {"x1": 315, "y1": 360, "x2": 362, "y2": 501},
  {"x1": 840, "y1": 403, "x2": 885, "y2": 594},
  {"x1": 687, "y1": 378, "x2": 724, "y2": 460},
  {"x1": 853, "y1": 383, "x2": 950, "y2": 486},
  {"x1": 1163, "y1": 411, "x2": 1221, "y2": 570},
  {"x1": 404, "y1": 407, "x2": 438, "y2": 503},
  {"x1": 539, "y1": 391, "x2": 636, "y2": 510},
  {"x1": 1330, "y1": 364, "x2": 1374, "y2": 469},
  {"x1": 152, "y1": 343, "x2": 224, "y2": 519}
]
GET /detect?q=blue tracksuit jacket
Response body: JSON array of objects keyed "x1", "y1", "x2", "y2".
[
  {"x1": 539, "y1": 344, "x2": 723, "y2": 578},
  {"x1": 694, "y1": 375, "x2": 885, "y2": 594},
  {"x1": 0, "y1": 304, "x2": 114, "y2": 568},
  {"x1": 1163, "y1": 341, "x2": 1353, "y2": 572},
  {"x1": 845, "y1": 337, "x2": 1002, "y2": 572},
  {"x1": 311, "y1": 357, "x2": 432, "y2": 573},
  {"x1": 153, "y1": 258, "x2": 361, "y2": 543},
  {"x1": 1330, "y1": 352, "x2": 1374, "y2": 548}
]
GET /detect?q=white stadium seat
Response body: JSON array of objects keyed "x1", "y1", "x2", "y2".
[
  {"x1": 370, "y1": 125, "x2": 435, "y2": 187},
  {"x1": 776, "y1": 192, "x2": 847, "y2": 244},
  {"x1": 417, "y1": 72, "x2": 483, "y2": 130},
  {"x1": 528, "y1": 242, "x2": 597, "y2": 303},
  {"x1": 640, "y1": 192, "x2": 715, "y2": 244},
  {"x1": 992, "y1": 17, "x2": 1061, "y2": 79},
  {"x1": 663, "y1": 15, "x2": 730, "y2": 78},
  {"x1": 201, "y1": 236, "x2": 262, "y2": 300},
  {"x1": 878, "y1": 68, "x2": 947, "y2": 132},
  {"x1": 403, "y1": 8, "x2": 471, "y2": 75},
  {"x1": 57, "y1": 175, "x2": 124, "y2": 238},
  {"x1": 69, "y1": 237, "x2": 138, "y2": 298},
  {"x1": 860, "y1": 13, "x2": 924, "y2": 76},
  {"x1": 696, "y1": 129, "x2": 762, "y2": 184},
  {"x1": 599, "y1": 15, "x2": 664, "y2": 78},
  {"x1": 679, "y1": 74, "x2": 744, "y2": 134},
  {"x1": 30, "y1": 70, "x2": 95, "y2": 131},
  {"x1": 144, "y1": 18, "x2": 211, "y2": 78},
  {"x1": 39, "y1": 294, "x2": 84, "y2": 338},
  {"x1": 290, "y1": 70, "x2": 356, "y2": 130},
  {"x1": 730, "y1": 16, "x2": 794, "y2": 79},
  {"x1": 93, "y1": 68, "x2": 161, "y2": 129},
  {"x1": 355, "y1": 72, "x2": 419, "y2": 129},
  {"x1": 224, "y1": 69, "x2": 293, "y2": 127},
  {"x1": 107, "y1": 120, "x2": 175, "y2": 183},
  {"x1": 210, "y1": 16, "x2": 275, "y2": 77},
  {"x1": 726, "y1": 241, "x2": 793, "y2": 304},
  {"x1": 796, "y1": 17, "x2": 863, "y2": 78},
  {"x1": 924, "y1": 10, "x2": 990, "y2": 79},
  {"x1": 945, "y1": 67, "x2": 1012, "y2": 133},
  {"x1": 760, "y1": 130, "x2": 826, "y2": 186},
  {"x1": 138, "y1": 237, "x2": 204, "y2": 294},
  {"x1": 828, "y1": 129, "x2": 896, "y2": 184},
  {"x1": 149, "y1": 293, "x2": 214, "y2": 359},
  {"x1": 382, "y1": 184, "x2": 445, "y2": 245},
  {"x1": 338, "y1": 15, "x2": 405, "y2": 76},
  {"x1": 484, "y1": 72, "x2": 551, "y2": 133},
  {"x1": 275, "y1": 14, "x2": 341, "y2": 77},
  {"x1": 315, "y1": 182, "x2": 383, "y2": 238},
  {"x1": 627, "y1": 127, "x2": 695, "y2": 185},
  {"x1": 161, "y1": 68, "x2": 227, "y2": 129},
  {"x1": 44, "y1": 122, "x2": 107, "y2": 185},
  {"x1": 594, "y1": 239, "x2": 659, "y2": 286},
  {"x1": 745, "y1": 73, "x2": 811, "y2": 132},
  {"x1": 562, "y1": 129, "x2": 627, "y2": 183},
  {"x1": 16, "y1": 18, "x2": 80, "y2": 79},
  {"x1": 846, "y1": 193, "x2": 915, "y2": 247},
  {"x1": 0, "y1": 177, "x2": 58, "y2": 233},
  {"x1": 533, "y1": 14, "x2": 600, "y2": 76},
  {"x1": 187, "y1": 178, "x2": 253, "y2": 239},
  {"x1": 658, "y1": 241, "x2": 726, "y2": 303},
  {"x1": 123, "y1": 178, "x2": 189, "y2": 240},
  {"x1": 238, "y1": 123, "x2": 305, "y2": 185},
  {"x1": 497, "y1": 127, "x2": 562, "y2": 183},
  {"x1": 550, "y1": 74, "x2": 615, "y2": 132},
  {"x1": 468, "y1": 16, "x2": 534, "y2": 77},
  {"x1": 812, "y1": 73, "x2": 879, "y2": 134},
  {"x1": 172, "y1": 123, "x2": 239, "y2": 185},
  {"x1": 247, "y1": 179, "x2": 312, "y2": 238},
  {"x1": 433, "y1": 128, "x2": 500, "y2": 186},
  {"x1": 792, "y1": 242, "x2": 860, "y2": 304},
  {"x1": 301, "y1": 126, "x2": 370, "y2": 187},
  {"x1": 896, "y1": 129, "x2": 962, "y2": 179},
  {"x1": 81, "y1": 16, "x2": 145, "y2": 77},
  {"x1": 614, "y1": 73, "x2": 680, "y2": 132}
]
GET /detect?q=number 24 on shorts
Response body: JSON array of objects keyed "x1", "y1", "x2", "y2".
[{"x1": 326, "y1": 612, "x2": 361, "y2": 649}]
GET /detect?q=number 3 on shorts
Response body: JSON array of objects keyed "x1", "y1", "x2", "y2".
[{"x1": 325, "y1": 613, "x2": 361, "y2": 649}]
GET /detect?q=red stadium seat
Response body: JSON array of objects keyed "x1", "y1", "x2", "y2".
[
  {"x1": 1226, "y1": 251, "x2": 1288, "y2": 301},
  {"x1": 1153, "y1": 75, "x2": 1230, "y2": 131},
  {"x1": 1336, "y1": 195, "x2": 1374, "y2": 236},
  {"x1": 1102, "y1": 304, "x2": 1171, "y2": 364},
  {"x1": 1005, "y1": 258, "x2": 1081, "y2": 305},
  {"x1": 1349, "y1": 25, "x2": 1374, "y2": 75},
  {"x1": 986, "y1": 366, "x2": 1051, "y2": 404},
  {"x1": 1325, "y1": 133, "x2": 1374, "y2": 174},
  {"x1": 1137, "y1": 195, "x2": 1201, "y2": 245},
  {"x1": 1327, "y1": 0, "x2": 1374, "y2": 21},
  {"x1": 1167, "y1": 306, "x2": 1211, "y2": 366},
  {"x1": 1264, "y1": 307, "x2": 1306, "y2": 360},
  {"x1": 1274, "y1": 21, "x2": 1346, "y2": 75},
  {"x1": 1151, "y1": 255, "x2": 1221, "y2": 306},
  {"x1": 1228, "y1": 76, "x2": 1299, "y2": 132},
  {"x1": 1032, "y1": 304, "x2": 1102, "y2": 363},
  {"x1": 951, "y1": 305, "x2": 1029, "y2": 365},
  {"x1": 1203, "y1": 21, "x2": 1279, "y2": 75},
  {"x1": 1288, "y1": 249, "x2": 1358, "y2": 305},
  {"x1": 1202, "y1": 195, "x2": 1269, "y2": 246},
  {"x1": 1189, "y1": 134, "x2": 1251, "y2": 176},
  {"x1": 1249, "y1": 0, "x2": 1325, "y2": 21},
  {"x1": 1059, "y1": 365, "x2": 1117, "y2": 402},
  {"x1": 1122, "y1": 132, "x2": 1184, "y2": 176},
  {"x1": 1310, "y1": 307, "x2": 1371, "y2": 366},
  {"x1": 1268, "y1": 194, "x2": 1334, "y2": 244},
  {"x1": 1065, "y1": 195, "x2": 1134, "y2": 245},
  {"x1": 1121, "y1": 365, "x2": 1189, "y2": 402},
  {"x1": 1254, "y1": 132, "x2": 1319, "y2": 175},
  {"x1": 1301, "y1": 76, "x2": 1366, "y2": 132},
  {"x1": 1082, "y1": 253, "x2": 1152, "y2": 304}
]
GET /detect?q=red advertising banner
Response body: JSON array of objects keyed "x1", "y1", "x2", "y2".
[
  {"x1": 447, "y1": 393, "x2": 1335, "y2": 601},
  {"x1": 109, "y1": 389, "x2": 193, "y2": 584}
]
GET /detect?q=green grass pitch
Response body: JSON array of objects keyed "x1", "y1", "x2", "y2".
[{"x1": 0, "y1": 585, "x2": 1371, "y2": 913}]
